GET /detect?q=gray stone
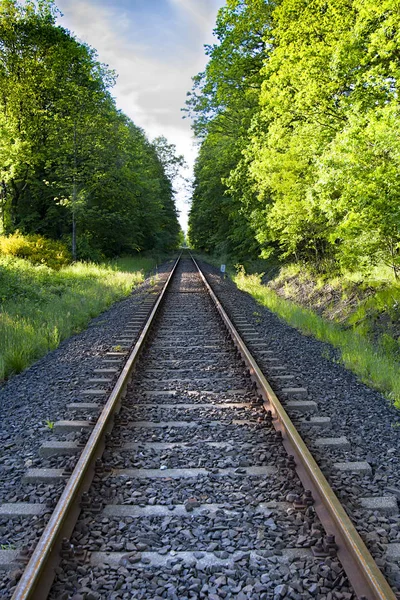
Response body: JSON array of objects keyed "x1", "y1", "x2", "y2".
[
  {"x1": 103, "y1": 503, "x2": 237, "y2": 518},
  {"x1": 315, "y1": 436, "x2": 350, "y2": 450},
  {"x1": 39, "y1": 441, "x2": 80, "y2": 457},
  {"x1": 0, "y1": 550, "x2": 20, "y2": 570},
  {"x1": 300, "y1": 416, "x2": 331, "y2": 429},
  {"x1": 333, "y1": 462, "x2": 372, "y2": 475},
  {"x1": 22, "y1": 468, "x2": 64, "y2": 483},
  {"x1": 0, "y1": 503, "x2": 45, "y2": 517},
  {"x1": 274, "y1": 584, "x2": 288, "y2": 597},
  {"x1": 360, "y1": 497, "x2": 398, "y2": 515},
  {"x1": 114, "y1": 465, "x2": 276, "y2": 479},
  {"x1": 387, "y1": 544, "x2": 400, "y2": 560},
  {"x1": 281, "y1": 387, "x2": 308, "y2": 398},
  {"x1": 54, "y1": 420, "x2": 92, "y2": 433},
  {"x1": 286, "y1": 400, "x2": 317, "y2": 413},
  {"x1": 67, "y1": 403, "x2": 99, "y2": 412}
]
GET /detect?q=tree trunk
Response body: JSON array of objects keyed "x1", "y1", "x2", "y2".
[
  {"x1": 0, "y1": 180, "x2": 7, "y2": 233},
  {"x1": 72, "y1": 190, "x2": 77, "y2": 261},
  {"x1": 72, "y1": 122, "x2": 77, "y2": 261}
]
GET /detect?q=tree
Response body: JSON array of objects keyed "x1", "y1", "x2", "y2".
[
  {"x1": 152, "y1": 136, "x2": 185, "y2": 182},
  {"x1": 315, "y1": 104, "x2": 400, "y2": 277},
  {"x1": 210, "y1": 0, "x2": 400, "y2": 274},
  {"x1": 0, "y1": 0, "x2": 181, "y2": 258},
  {"x1": 187, "y1": 0, "x2": 272, "y2": 261}
]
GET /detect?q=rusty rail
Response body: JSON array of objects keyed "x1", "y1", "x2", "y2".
[
  {"x1": 192, "y1": 254, "x2": 396, "y2": 600},
  {"x1": 11, "y1": 255, "x2": 181, "y2": 600}
]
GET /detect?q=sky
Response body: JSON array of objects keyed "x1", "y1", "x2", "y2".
[{"x1": 55, "y1": 0, "x2": 226, "y2": 231}]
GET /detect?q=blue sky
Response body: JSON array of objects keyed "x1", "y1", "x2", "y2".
[{"x1": 55, "y1": 0, "x2": 226, "y2": 230}]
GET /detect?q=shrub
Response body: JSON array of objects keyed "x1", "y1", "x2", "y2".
[
  {"x1": 0, "y1": 232, "x2": 71, "y2": 269},
  {"x1": 63, "y1": 232, "x2": 105, "y2": 263}
]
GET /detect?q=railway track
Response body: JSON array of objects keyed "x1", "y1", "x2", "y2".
[{"x1": 0, "y1": 254, "x2": 398, "y2": 599}]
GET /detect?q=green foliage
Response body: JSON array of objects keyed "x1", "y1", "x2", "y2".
[
  {"x1": 0, "y1": 255, "x2": 147, "y2": 380},
  {"x1": 0, "y1": 232, "x2": 71, "y2": 268},
  {"x1": 188, "y1": 0, "x2": 400, "y2": 279},
  {"x1": 187, "y1": 0, "x2": 272, "y2": 262},
  {"x1": 0, "y1": 0, "x2": 181, "y2": 258},
  {"x1": 185, "y1": 0, "x2": 272, "y2": 138},
  {"x1": 109, "y1": 255, "x2": 161, "y2": 275},
  {"x1": 314, "y1": 104, "x2": 400, "y2": 276},
  {"x1": 189, "y1": 133, "x2": 255, "y2": 259}
]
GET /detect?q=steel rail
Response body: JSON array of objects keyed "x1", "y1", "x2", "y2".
[
  {"x1": 192, "y1": 255, "x2": 396, "y2": 600},
  {"x1": 11, "y1": 255, "x2": 181, "y2": 600}
]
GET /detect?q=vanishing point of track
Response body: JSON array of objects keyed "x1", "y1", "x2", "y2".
[{"x1": 3, "y1": 254, "x2": 397, "y2": 599}]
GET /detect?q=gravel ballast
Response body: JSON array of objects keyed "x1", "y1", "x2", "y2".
[
  {"x1": 1, "y1": 257, "x2": 399, "y2": 598},
  {"x1": 46, "y1": 259, "x2": 356, "y2": 599},
  {"x1": 199, "y1": 260, "x2": 400, "y2": 595},
  {"x1": 0, "y1": 264, "x2": 172, "y2": 597}
]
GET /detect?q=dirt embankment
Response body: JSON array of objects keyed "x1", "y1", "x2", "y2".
[
  {"x1": 266, "y1": 270, "x2": 400, "y2": 350},
  {"x1": 267, "y1": 274, "x2": 371, "y2": 322}
]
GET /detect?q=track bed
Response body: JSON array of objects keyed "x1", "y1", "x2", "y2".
[{"x1": 1, "y1": 256, "x2": 398, "y2": 599}]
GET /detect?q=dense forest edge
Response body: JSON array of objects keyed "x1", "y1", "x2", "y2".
[
  {"x1": 187, "y1": 0, "x2": 400, "y2": 405},
  {"x1": 0, "y1": 0, "x2": 183, "y2": 260}
]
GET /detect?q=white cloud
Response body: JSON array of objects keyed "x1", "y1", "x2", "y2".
[{"x1": 56, "y1": 0, "x2": 224, "y2": 230}]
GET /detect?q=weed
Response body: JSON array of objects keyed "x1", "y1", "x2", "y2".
[
  {"x1": 6, "y1": 348, "x2": 28, "y2": 375},
  {"x1": 321, "y1": 347, "x2": 332, "y2": 361},
  {"x1": 112, "y1": 345, "x2": 123, "y2": 351},
  {"x1": 379, "y1": 334, "x2": 400, "y2": 357},
  {"x1": 45, "y1": 419, "x2": 55, "y2": 430}
]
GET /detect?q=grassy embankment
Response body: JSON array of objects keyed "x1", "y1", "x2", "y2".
[
  {"x1": 195, "y1": 253, "x2": 400, "y2": 407},
  {"x1": 0, "y1": 255, "x2": 159, "y2": 382}
]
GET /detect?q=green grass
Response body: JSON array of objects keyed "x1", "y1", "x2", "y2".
[
  {"x1": 109, "y1": 255, "x2": 159, "y2": 274},
  {"x1": 0, "y1": 256, "x2": 150, "y2": 381},
  {"x1": 234, "y1": 271, "x2": 400, "y2": 407},
  {"x1": 110, "y1": 251, "x2": 177, "y2": 274}
]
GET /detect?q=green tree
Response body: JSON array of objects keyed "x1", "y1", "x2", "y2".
[
  {"x1": 187, "y1": 0, "x2": 271, "y2": 260},
  {"x1": 315, "y1": 104, "x2": 400, "y2": 277},
  {"x1": 238, "y1": 0, "x2": 400, "y2": 271},
  {"x1": 0, "y1": 0, "x2": 181, "y2": 258}
]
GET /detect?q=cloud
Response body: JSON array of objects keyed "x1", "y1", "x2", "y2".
[
  {"x1": 168, "y1": 0, "x2": 216, "y2": 33},
  {"x1": 56, "y1": 0, "x2": 213, "y2": 152},
  {"x1": 55, "y1": 0, "x2": 224, "y2": 230}
]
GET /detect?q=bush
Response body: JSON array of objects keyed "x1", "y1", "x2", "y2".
[
  {"x1": 62, "y1": 232, "x2": 105, "y2": 263},
  {"x1": 0, "y1": 232, "x2": 71, "y2": 269}
]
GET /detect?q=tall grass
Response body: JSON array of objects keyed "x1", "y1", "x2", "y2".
[
  {"x1": 0, "y1": 257, "x2": 148, "y2": 381},
  {"x1": 109, "y1": 255, "x2": 160, "y2": 274},
  {"x1": 234, "y1": 271, "x2": 400, "y2": 407}
]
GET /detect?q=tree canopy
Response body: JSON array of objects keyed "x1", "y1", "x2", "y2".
[
  {"x1": 0, "y1": 0, "x2": 181, "y2": 259},
  {"x1": 188, "y1": 0, "x2": 400, "y2": 278}
]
